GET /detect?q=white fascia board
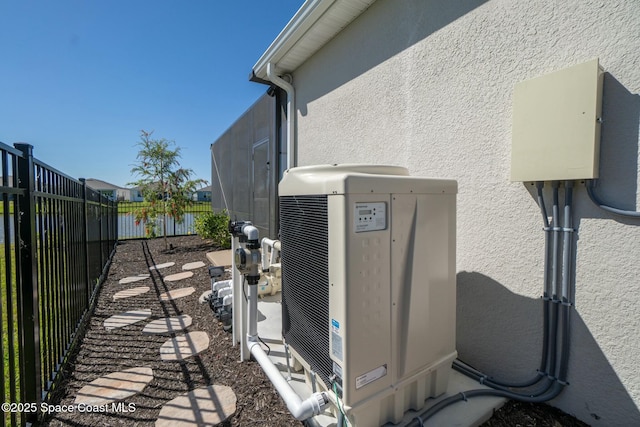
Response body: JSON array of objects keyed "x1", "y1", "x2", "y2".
[{"x1": 251, "y1": 0, "x2": 377, "y2": 82}]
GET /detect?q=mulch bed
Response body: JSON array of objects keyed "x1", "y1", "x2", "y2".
[
  {"x1": 44, "y1": 235, "x2": 297, "y2": 426},
  {"x1": 43, "y1": 235, "x2": 589, "y2": 427}
]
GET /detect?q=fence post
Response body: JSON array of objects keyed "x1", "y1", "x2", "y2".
[
  {"x1": 80, "y1": 178, "x2": 91, "y2": 302},
  {"x1": 14, "y1": 143, "x2": 42, "y2": 421}
]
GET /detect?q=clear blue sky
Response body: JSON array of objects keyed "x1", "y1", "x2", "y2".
[{"x1": 0, "y1": 0, "x2": 304, "y2": 188}]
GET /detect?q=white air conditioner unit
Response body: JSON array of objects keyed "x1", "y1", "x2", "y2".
[{"x1": 279, "y1": 164, "x2": 457, "y2": 426}]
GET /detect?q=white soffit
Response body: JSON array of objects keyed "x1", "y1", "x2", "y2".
[{"x1": 252, "y1": 0, "x2": 377, "y2": 81}]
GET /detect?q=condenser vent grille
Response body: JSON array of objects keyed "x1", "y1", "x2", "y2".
[{"x1": 280, "y1": 195, "x2": 331, "y2": 387}]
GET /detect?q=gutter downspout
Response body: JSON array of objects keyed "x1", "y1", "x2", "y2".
[{"x1": 267, "y1": 62, "x2": 296, "y2": 170}]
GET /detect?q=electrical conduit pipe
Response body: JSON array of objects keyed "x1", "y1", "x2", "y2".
[{"x1": 432, "y1": 182, "x2": 575, "y2": 425}]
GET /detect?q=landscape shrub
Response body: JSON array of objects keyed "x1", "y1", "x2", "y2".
[{"x1": 194, "y1": 210, "x2": 231, "y2": 249}]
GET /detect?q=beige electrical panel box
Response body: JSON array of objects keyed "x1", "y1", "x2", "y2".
[{"x1": 511, "y1": 58, "x2": 604, "y2": 182}]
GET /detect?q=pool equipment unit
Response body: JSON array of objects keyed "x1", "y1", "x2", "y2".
[{"x1": 278, "y1": 164, "x2": 457, "y2": 426}]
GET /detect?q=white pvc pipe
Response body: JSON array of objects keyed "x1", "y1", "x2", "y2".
[
  {"x1": 231, "y1": 236, "x2": 249, "y2": 360},
  {"x1": 242, "y1": 224, "x2": 259, "y2": 241},
  {"x1": 217, "y1": 288, "x2": 232, "y2": 300},
  {"x1": 246, "y1": 279, "x2": 328, "y2": 420},
  {"x1": 261, "y1": 238, "x2": 281, "y2": 271},
  {"x1": 267, "y1": 62, "x2": 296, "y2": 169},
  {"x1": 212, "y1": 280, "x2": 232, "y2": 293},
  {"x1": 222, "y1": 294, "x2": 233, "y2": 307},
  {"x1": 248, "y1": 340, "x2": 328, "y2": 420},
  {"x1": 270, "y1": 242, "x2": 280, "y2": 265}
]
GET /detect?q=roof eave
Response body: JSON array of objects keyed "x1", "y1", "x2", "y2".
[{"x1": 251, "y1": 0, "x2": 377, "y2": 82}]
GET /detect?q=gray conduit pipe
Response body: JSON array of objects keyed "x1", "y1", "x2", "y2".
[
  {"x1": 587, "y1": 180, "x2": 640, "y2": 218},
  {"x1": 434, "y1": 181, "x2": 576, "y2": 425},
  {"x1": 453, "y1": 182, "x2": 554, "y2": 389},
  {"x1": 558, "y1": 181, "x2": 574, "y2": 382},
  {"x1": 548, "y1": 182, "x2": 561, "y2": 379}
]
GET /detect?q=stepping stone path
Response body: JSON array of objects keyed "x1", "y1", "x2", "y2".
[
  {"x1": 74, "y1": 367, "x2": 154, "y2": 406},
  {"x1": 85, "y1": 256, "x2": 224, "y2": 424},
  {"x1": 199, "y1": 290, "x2": 213, "y2": 303},
  {"x1": 156, "y1": 385, "x2": 237, "y2": 427},
  {"x1": 104, "y1": 309, "x2": 152, "y2": 330},
  {"x1": 143, "y1": 315, "x2": 192, "y2": 335},
  {"x1": 118, "y1": 274, "x2": 150, "y2": 285},
  {"x1": 159, "y1": 286, "x2": 195, "y2": 301},
  {"x1": 149, "y1": 262, "x2": 175, "y2": 271},
  {"x1": 113, "y1": 286, "x2": 150, "y2": 301},
  {"x1": 182, "y1": 261, "x2": 206, "y2": 270},
  {"x1": 164, "y1": 271, "x2": 194, "y2": 282},
  {"x1": 160, "y1": 331, "x2": 210, "y2": 361}
]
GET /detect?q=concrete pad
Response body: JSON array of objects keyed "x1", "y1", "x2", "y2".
[
  {"x1": 118, "y1": 274, "x2": 150, "y2": 285},
  {"x1": 199, "y1": 290, "x2": 213, "y2": 304},
  {"x1": 206, "y1": 249, "x2": 232, "y2": 266},
  {"x1": 149, "y1": 262, "x2": 175, "y2": 271},
  {"x1": 74, "y1": 367, "x2": 153, "y2": 406},
  {"x1": 182, "y1": 261, "x2": 206, "y2": 270},
  {"x1": 164, "y1": 271, "x2": 194, "y2": 282},
  {"x1": 113, "y1": 286, "x2": 150, "y2": 301},
  {"x1": 104, "y1": 309, "x2": 152, "y2": 331},
  {"x1": 160, "y1": 331, "x2": 209, "y2": 361},
  {"x1": 159, "y1": 287, "x2": 195, "y2": 301},
  {"x1": 143, "y1": 315, "x2": 192, "y2": 335},
  {"x1": 155, "y1": 385, "x2": 236, "y2": 427},
  {"x1": 256, "y1": 298, "x2": 507, "y2": 427}
]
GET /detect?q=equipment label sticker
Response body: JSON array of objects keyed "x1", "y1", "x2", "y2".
[
  {"x1": 331, "y1": 318, "x2": 343, "y2": 360},
  {"x1": 331, "y1": 333, "x2": 343, "y2": 361},
  {"x1": 355, "y1": 364, "x2": 387, "y2": 389}
]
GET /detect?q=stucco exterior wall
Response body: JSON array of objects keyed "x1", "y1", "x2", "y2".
[{"x1": 292, "y1": 0, "x2": 640, "y2": 424}]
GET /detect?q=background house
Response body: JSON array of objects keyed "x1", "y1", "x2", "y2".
[
  {"x1": 212, "y1": 1, "x2": 640, "y2": 424},
  {"x1": 194, "y1": 185, "x2": 212, "y2": 202},
  {"x1": 85, "y1": 178, "x2": 130, "y2": 201}
]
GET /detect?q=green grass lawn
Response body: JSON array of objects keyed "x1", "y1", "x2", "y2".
[
  {"x1": 118, "y1": 200, "x2": 212, "y2": 214},
  {"x1": 1, "y1": 243, "x2": 21, "y2": 406}
]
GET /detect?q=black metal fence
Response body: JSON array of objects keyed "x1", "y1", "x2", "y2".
[
  {"x1": 117, "y1": 201, "x2": 212, "y2": 239},
  {"x1": 1, "y1": 142, "x2": 117, "y2": 426}
]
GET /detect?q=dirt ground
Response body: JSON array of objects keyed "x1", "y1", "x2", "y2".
[{"x1": 43, "y1": 235, "x2": 589, "y2": 426}]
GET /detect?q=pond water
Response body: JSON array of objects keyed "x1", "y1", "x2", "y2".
[{"x1": 0, "y1": 213, "x2": 198, "y2": 244}]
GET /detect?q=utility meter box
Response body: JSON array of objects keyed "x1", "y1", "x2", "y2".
[{"x1": 511, "y1": 58, "x2": 604, "y2": 182}]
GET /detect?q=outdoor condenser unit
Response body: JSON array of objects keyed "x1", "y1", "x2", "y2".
[{"x1": 279, "y1": 164, "x2": 457, "y2": 426}]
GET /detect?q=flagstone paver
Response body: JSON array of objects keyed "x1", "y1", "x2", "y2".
[
  {"x1": 118, "y1": 274, "x2": 151, "y2": 285},
  {"x1": 155, "y1": 385, "x2": 236, "y2": 427},
  {"x1": 104, "y1": 309, "x2": 152, "y2": 331},
  {"x1": 113, "y1": 286, "x2": 150, "y2": 301},
  {"x1": 205, "y1": 249, "x2": 232, "y2": 267},
  {"x1": 74, "y1": 367, "x2": 154, "y2": 406},
  {"x1": 142, "y1": 315, "x2": 192, "y2": 335},
  {"x1": 149, "y1": 262, "x2": 175, "y2": 270},
  {"x1": 182, "y1": 261, "x2": 206, "y2": 270},
  {"x1": 159, "y1": 286, "x2": 195, "y2": 301},
  {"x1": 199, "y1": 290, "x2": 213, "y2": 304},
  {"x1": 164, "y1": 271, "x2": 194, "y2": 282},
  {"x1": 159, "y1": 331, "x2": 209, "y2": 361}
]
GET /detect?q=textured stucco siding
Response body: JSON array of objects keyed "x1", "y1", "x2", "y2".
[{"x1": 292, "y1": 0, "x2": 640, "y2": 424}]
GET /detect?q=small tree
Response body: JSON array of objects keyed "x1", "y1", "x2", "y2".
[{"x1": 129, "y1": 130, "x2": 206, "y2": 250}]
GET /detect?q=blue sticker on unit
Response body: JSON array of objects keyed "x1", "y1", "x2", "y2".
[{"x1": 331, "y1": 319, "x2": 340, "y2": 330}]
